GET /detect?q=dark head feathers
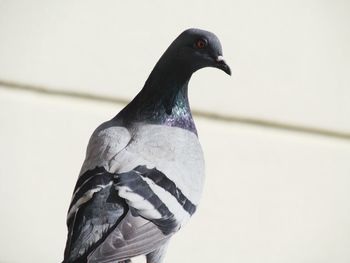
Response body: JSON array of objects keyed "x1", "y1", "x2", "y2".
[{"x1": 158, "y1": 28, "x2": 231, "y2": 76}]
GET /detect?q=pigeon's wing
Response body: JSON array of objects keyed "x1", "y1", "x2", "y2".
[
  {"x1": 64, "y1": 163, "x2": 193, "y2": 263},
  {"x1": 63, "y1": 122, "x2": 132, "y2": 263},
  {"x1": 87, "y1": 165, "x2": 196, "y2": 263}
]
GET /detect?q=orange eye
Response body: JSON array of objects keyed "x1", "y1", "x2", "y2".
[{"x1": 195, "y1": 38, "x2": 207, "y2": 49}]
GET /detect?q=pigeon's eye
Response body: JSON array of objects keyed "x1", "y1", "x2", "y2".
[{"x1": 195, "y1": 38, "x2": 208, "y2": 49}]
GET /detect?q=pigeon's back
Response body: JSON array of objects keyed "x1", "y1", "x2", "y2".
[
  {"x1": 64, "y1": 118, "x2": 205, "y2": 263},
  {"x1": 88, "y1": 121, "x2": 205, "y2": 262},
  {"x1": 113, "y1": 123, "x2": 205, "y2": 204}
]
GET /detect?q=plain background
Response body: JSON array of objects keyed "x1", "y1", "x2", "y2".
[{"x1": 0, "y1": 1, "x2": 349, "y2": 262}]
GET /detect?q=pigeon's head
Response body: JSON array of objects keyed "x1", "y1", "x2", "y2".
[{"x1": 164, "y1": 28, "x2": 231, "y2": 76}]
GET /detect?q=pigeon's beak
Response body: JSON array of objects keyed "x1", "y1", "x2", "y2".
[{"x1": 215, "y1": 56, "x2": 231, "y2": 76}]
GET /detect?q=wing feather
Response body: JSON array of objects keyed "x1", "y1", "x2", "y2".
[{"x1": 87, "y1": 213, "x2": 170, "y2": 263}]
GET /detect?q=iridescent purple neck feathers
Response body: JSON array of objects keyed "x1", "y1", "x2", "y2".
[{"x1": 117, "y1": 81, "x2": 197, "y2": 135}]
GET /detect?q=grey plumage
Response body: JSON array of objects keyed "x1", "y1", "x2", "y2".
[{"x1": 63, "y1": 28, "x2": 230, "y2": 263}]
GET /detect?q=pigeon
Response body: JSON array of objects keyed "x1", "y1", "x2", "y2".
[{"x1": 63, "y1": 28, "x2": 231, "y2": 263}]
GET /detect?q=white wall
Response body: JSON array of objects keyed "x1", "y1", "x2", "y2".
[{"x1": 0, "y1": 1, "x2": 349, "y2": 262}]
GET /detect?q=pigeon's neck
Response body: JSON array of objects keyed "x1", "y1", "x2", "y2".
[{"x1": 119, "y1": 61, "x2": 197, "y2": 135}]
